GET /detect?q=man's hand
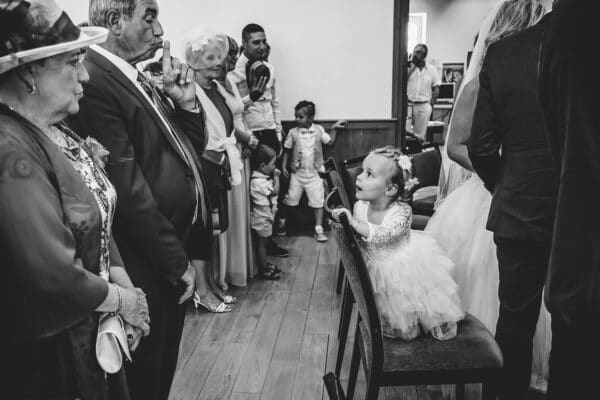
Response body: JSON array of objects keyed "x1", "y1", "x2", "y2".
[
  {"x1": 249, "y1": 75, "x2": 268, "y2": 101},
  {"x1": 162, "y1": 40, "x2": 196, "y2": 110},
  {"x1": 281, "y1": 168, "x2": 289, "y2": 180},
  {"x1": 178, "y1": 263, "x2": 196, "y2": 304},
  {"x1": 119, "y1": 287, "x2": 150, "y2": 336}
]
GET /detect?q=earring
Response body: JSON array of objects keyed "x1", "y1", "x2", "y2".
[{"x1": 25, "y1": 80, "x2": 37, "y2": 94}]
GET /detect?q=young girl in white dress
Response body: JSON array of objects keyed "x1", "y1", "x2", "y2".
[{"x1": 333, "y1": 146, "x2": 464, "y2": 341}]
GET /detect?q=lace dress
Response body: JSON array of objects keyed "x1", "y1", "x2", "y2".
[
  {"x1": 354, "y1": 200, "x2": 464, "y2": 340},
  {"x1": 46, "y1": 123, "x2": 117, "y2": 281}
]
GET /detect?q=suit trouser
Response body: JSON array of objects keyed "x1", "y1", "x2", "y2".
[
  {"x1": 547, "y1": 316, "x2": 599, "y2": 398},
  {"x1": 493, "y1": 236, "x2": 551, "y2": 400},
  {"x1": 408, "y1": 102, "x2": 432, "y2": 142},
  {"x1": 126, "y1": 281, "x2": 187, "y2": 400}
]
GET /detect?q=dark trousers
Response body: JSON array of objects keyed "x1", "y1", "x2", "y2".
[
  {"x1": 547, "y1": 317, "x2": 599, "y2": 398},
  {"x1": 493, "y1": 236, "x2": 551, "y2": 400},
  {"x1": 125, "y1": 281, "x2": 187, "y2": 400}
]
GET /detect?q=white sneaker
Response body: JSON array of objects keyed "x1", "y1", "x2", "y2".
[{"x1": 314, "y1": 225, "x2": 327, "y2": 242}]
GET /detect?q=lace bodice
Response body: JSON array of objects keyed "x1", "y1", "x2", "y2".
[
  {"x1": 46, "y1": 124, "x2": 117, "y2": 281},
  {"x1": 354, "y1": 200, "x2": 412, "y2": 265}
]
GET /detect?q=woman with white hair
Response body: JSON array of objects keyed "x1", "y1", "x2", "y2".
[{"x1": 183, "y1": 29, "x2": 257, "y2": 311}]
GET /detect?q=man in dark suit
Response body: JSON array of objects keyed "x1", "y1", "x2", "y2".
[
  {"x1": 539, "y1": 0, "x2": 600, "y2": 397},
  {"x1": 68, "y1": 1, "x2": 210, "y2": 399},
  {"x1": 468, "y1": 14, "x2": 559, "y2": 400}
]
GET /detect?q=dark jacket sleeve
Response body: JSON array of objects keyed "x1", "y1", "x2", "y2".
[
  {"x1": 468, "y1": 45, "x2": 502, "y2": 193},
  {"x1": 0, "y1": 135, "x2": 108, "y2": 340},
  {"x1": 175, "y1": 106, "x2": 208, "y2": 155},
  {"x1": 70, "y1": 79, "x2": 188, "y2": 286}
]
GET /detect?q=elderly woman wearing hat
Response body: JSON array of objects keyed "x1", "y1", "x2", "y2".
[{"x1": 0, "y1": 1, "x2": 149, "y2": 398}]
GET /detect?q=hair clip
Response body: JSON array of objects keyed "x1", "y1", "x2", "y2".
[{"x1": 396, "y1": 155, "x2": 412, "y2": 171}]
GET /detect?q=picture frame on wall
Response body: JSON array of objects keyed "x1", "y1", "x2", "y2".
[
  {"x1": 408, "y1": 12, "x2": 427, "y2": 52},
  {"x1": 442, "y1": 62, "x2": 465, "y2": 87}
]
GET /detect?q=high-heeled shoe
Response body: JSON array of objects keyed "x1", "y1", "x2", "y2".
[
  {"x1": 193, "y1": 292, "x2": 232, "y2": 313},
  {"x1": 216, "y1": 292, "x2": 237, "y2": 304}
]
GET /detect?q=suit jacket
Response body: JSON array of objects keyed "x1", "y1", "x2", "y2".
[
  {"x1": 468, "y1": 16, "x2": 558, "y2": 242},
  {"x1": 68, "y1": 48, "x2": 208, "y2": 290},
  {"x1": 1, "y1": 104, "x2": 109, "y2": 398},
  {"x1": 540, "y1": 0, "x2": 600, "y2": 324}
]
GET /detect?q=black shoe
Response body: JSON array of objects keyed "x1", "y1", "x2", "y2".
[{"x1": 267, "y1": 238, "x2": 290, "y2": 257}]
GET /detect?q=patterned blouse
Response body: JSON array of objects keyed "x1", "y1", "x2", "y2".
[{"x1": 46, "y1": 123, "x2": 117, "y2": 281}]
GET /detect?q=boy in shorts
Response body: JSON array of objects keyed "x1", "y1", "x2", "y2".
[{"x1": 277, "y1": 100, "x2": 346, "y2": 242}]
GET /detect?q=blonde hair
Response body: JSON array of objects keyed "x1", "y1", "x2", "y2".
[{"x1": 485, "y1": 0, "x2": 546, "y2": 47}]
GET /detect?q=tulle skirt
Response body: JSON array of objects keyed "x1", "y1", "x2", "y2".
[
  {"x1": 367, "y1": 231, "x2": 465, "y2": 341},
  {"x1": 425, "y1": 174, "x2": 551, "y2": 391}
]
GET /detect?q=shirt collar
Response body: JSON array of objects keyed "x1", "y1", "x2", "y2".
[
  {"x1": 251, "y1": 170, "x2": 270, "y2": 179},
  {"x1": 92, "y1": 44, "x2": 140, "y2": 82},
  {"x1": 299, "y1": 125, "x2": 316, "y2": 134}
]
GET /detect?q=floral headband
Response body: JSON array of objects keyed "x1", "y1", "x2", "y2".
[{"x1": 396, "y1": 154, "x2": 419, "y2": 192}]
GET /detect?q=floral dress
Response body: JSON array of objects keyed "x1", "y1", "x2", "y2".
[
  {"x1": 354, "y1": 200, "x2": 464, "y2": 340},
  {"x1": 46, "y1": 123, "x2": 117, "y2": 281}
]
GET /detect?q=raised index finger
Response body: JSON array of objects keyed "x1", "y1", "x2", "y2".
[{"x1": 162, "y1": 40, "x2": 172, "y2": 74}]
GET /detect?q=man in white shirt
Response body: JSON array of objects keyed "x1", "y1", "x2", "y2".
[
  {"x1": 407, "y1": 43, "x2": 441, "y2": 142},
  {"x1": 229, "y1": 23, "x2": 283, "y2": 154}
]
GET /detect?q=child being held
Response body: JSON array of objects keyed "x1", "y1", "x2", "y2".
[
  {"x1": 276, "y1": 100, "x2": 346, "y2": 242},
  {"x1": 332, "y1": 146, "x2": 464, "y2": 340},
  {"x1": 250, "y1": 145, "x2": 282, "y2": 280}
]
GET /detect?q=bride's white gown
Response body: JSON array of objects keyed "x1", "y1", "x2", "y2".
[{"x1": 425, "y1": 173, "x2": 551, "y2": 392}]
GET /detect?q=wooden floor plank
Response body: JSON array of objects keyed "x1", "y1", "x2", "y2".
[
  {"x1": 292, "y1": 333, "x2": 329, "y2": 400},
  {"x1": 306, "y1": 262, "x2": 336, "y2": 335},
  {"x1": 259, "y1": 233, "x2": 322, "y2": 400},
  {"x1": 229, "y1": 393, "x2": 260, "y2": 400},
  {"x1": 231, "y1": 290, "x2": 290, "y2": 394},
  {"x1": 169, "y1": 286, "x2": 249, "y2": 400}
]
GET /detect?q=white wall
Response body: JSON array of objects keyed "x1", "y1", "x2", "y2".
[
  {"x1": 57, "y1": 0, "x2": 394, "y2": 120},
  {"x1": 410, "y1": 0, "x2": 554, "y2": 71}
]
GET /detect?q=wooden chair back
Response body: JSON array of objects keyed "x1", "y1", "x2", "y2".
[{"x1": 332, "y1": 215, "x2": 384, "y2": 377}]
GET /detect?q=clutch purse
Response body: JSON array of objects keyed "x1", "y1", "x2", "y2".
[{"x1": 96, "y1": 313, "x2": 132, "y2": 374}]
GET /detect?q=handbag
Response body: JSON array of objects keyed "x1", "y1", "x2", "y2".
[
  {"x1": 200, "y1": 150, "x2": 230, "y2": 232},
  {"x1": 201, "y1": 149, "x2": 232, "y2": 191},
  {"x1": 96, "y1": 313, "x2": 132, "y2": 374}
]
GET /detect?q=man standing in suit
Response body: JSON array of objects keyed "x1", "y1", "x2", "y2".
[
  {"x1": 68, "y1": 1, "x2": 210, "y2": 399},
  {"x1": 539, "y1": 0, "x2": 600, "y2": 397},
  {"x1": 468, "y1": 14, "x2": 559, "y2": 400}
]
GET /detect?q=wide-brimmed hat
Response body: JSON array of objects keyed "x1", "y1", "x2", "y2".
[{"x1": 0, "y1": 0, "x2": 108, "y2": 75}]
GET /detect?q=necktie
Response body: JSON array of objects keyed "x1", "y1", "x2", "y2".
[{"x1": 137, "y1": 71, "x2": 208, "y2": 226}]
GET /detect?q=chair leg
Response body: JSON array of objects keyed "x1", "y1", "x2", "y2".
[
  {"x1": 336, "y1": 284, "x2": 354, "y2": 375},
  {"x1": 336, "y1": 260, "x2": 345, "y2": 294},
  {"x1": 455, "y1": 383, "x2": 465, "y2": 400},
  {"x1": 364, "y1": 381, "x2": 380, "y2": 400},
  {"x1": 482, "y1": 379, "x2": 497, "y2": 400},
  {"x1": 346, "y1": 330, "x2": 361, "y2": 400}
]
